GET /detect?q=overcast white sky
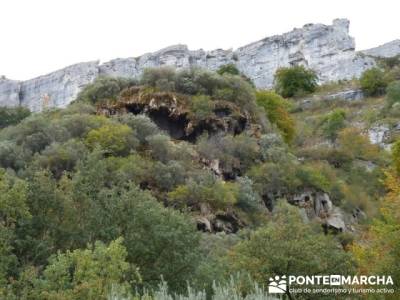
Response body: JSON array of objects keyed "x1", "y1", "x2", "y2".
[{"x1": 1, "y1": 0, "x2": 399, "y2": 80}]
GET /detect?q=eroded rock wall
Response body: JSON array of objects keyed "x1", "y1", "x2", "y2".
[
  {"x1": 0, "y1": 18, "x2": 384, "y2": 111},
  {"x1": 361, "y1": 40, "x2": 400, "y2": 58},
  {"x1": 0, "y1": 77, "x2": 21, "y2": 107},
  {"x1": 20, "y1": 62, "x2": 99, "y2": 112}
]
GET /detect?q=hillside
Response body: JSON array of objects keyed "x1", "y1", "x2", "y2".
[{"x1": 0, "y1": 59, "x2": 399, "y2": 299}]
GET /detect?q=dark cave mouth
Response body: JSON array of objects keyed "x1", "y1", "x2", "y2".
[{"x1": 124, "y1": 103, "x2": 247, "y2": 142}]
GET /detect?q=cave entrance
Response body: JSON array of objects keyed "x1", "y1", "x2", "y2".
[{"x1": 147, "y1": 107, "x2": 189, "y2": 140}]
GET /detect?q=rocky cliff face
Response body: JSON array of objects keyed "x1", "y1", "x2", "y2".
[
  {"x1": 1, "y1": 19, "x2": 397, "y2": 112},
  {"x1": 20, "y1": 62, "x2": 99, "y2": 112},
  {"x1": 361, "y1": 40, "x2": 400, "y2": 58},
  {"x1": 0, "y1": 77, "x2": 21, "y2": 107}
]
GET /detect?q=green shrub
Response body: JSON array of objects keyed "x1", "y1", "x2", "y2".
[
  {"x1": 189, "y1": 95, "x2": 215, "y2": 120},
  {"x1": 258, "y1": 133, "x2": 291, "y2": 163},
  {"x1": 141, "y1": 67, "x2": 176, "y2": 91},
  {"x1": 338, "y1": 127, "x2": 380, "y2": 161},
  {"x1": 86, "y1": 123, "x2": 138, "y2": 155},
  {"x1": 274, "y1": 65, "x2": 318, "y2": 97},
  {"x1": 296, "y1": 163, "x2": 331, "y2": 192},
  {"x1": 217, "y1": 64, "x2": 240, "y2": 76},
  {"x1": 236, "y1": 177, "x2": 264, "y2": 213},
  {"x1": 392, "y1": 139, "x2": 400, "y2": 175},
  {"x1": 35, "y1": 238, "x2": 139, "y2": 299},
  {"x1": 175, "y1": 68, "x2": 221, "y2": 95},
  {"x1": 76, "y1": 76, "x2": 136, "y2": 104},
  {"x1": 320, "y1": 108, "x2": 346, "y2": 141},
  {"x1": 0, "y1": 106, "x2": 31, "y2": 128},
  {"x1": 228, "y1": 202, "x2": 355, "y2": 288},
  {"x1": 146, "y1": 134, "x2": 173, "y2": 162},
  {"x1": 197, "y1": 133, "x2": 260, "y2": 175},
  {"x1": 360, "y1": 67, "x2": 387, "y2": 96},
  {"x1": 255, "y1": 91, "x2": 295, "y2": 143},
  {"x1": 168, "y1": 176, "x2": 238, "y2": 210},
  {"x1": 386, "y1": 81, "x2": 400, "y2": 107},
  {"x1": 37, "y1": 140, "x2": 88, "y2": 178},
  {"x1": 114, "y1": 114, "x2": 160, "y2": 144}
]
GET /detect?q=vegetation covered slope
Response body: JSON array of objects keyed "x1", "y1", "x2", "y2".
[{"x1": 0, "y1": 63, "x2": 399, "y2": 299}]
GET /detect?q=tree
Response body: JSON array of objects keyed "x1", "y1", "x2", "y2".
[
  {"x1": 76, "y1": 76, "x2": 136, "y2": 104},
  {"x1": 85, "y1": 123, "x2": 138, "y2": 155},
  {"x1": 274, "y1": 66, "x2": 318, "y2": 98},
  {"x1": 337, "y1": 127, "x2": 380, "y2": 161},
  {"x1": 0, "y1": 170, "x2": 30, "y2": 287},
  {"x1": 217, "y1": 64, "x2": 240, "y2": 76},
  {"x1": 386, "y1": 80, "x2": 400, "y2": 107},
  {"x1": 115, "y1": 114, "x2": 160, "y2": 144},
  {"x1": 0, "y1": 107, "x2": 30, "y2": 128},
  {"x1": 256, "y1": 91, "x2": 295, "y2": 143},
  {"x1": 168, "y1": 176, "x2": 238, "y2": 211},
  {"x1": 228, "y1": 202, "x2": 355, "y2": 298},
  {"x1": 189, "y1": 95, "x2": 215, "y2": 120},
  {"x1": 392, "y1": 139, "x2": 400, "y2": 174},
  {"x1": 141, "y1": 67, "x2": 176, "y2": 91},
  {"x1": 37, "y1": 139, "x2": 88, "y2": 178},
  {"x1": 360, "y1": 67, "x2": 387, "y2": 96},
  {"x1": 94, "y1": 184, "x2": 201, "y2": 292},
  {"x1": 14, "y1": 170, "x2": 77, "y2": 267},
  {"x1": 320, "y1": 109, "x2": 346, "y2": 141},
  {"x1": 351, "y1": 161, "x2": 400, "y2": 297},
  {"x1": 35, "y1": 238, "x2": 139, "y2": 299}
]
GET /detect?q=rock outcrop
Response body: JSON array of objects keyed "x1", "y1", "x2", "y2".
[
  {"x1": 0, "y1": 18, "x2": 389, "y2": 112},
  {"x1": 361, "y1": 40, "x2": 400, "y2": 58},
  {"x1": 0, "y1": 77, "x2": 20, "y2": 107},
  {"x1": 289, "y1": 190, "x2": 347, "y2": 232},
  {"x1": 97, "y1": 87, "x2": 249, "y2": 142},
  {"x1": 20, "y1": 62, "x2": 99, "y2": 112}
]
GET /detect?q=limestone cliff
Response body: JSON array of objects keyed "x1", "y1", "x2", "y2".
[
  {"x1": 361, "y1": 39, "x2": 400, "y2": 58},
  {"x1": 1, "y1": 18, "x2": 397, "y2": 112}
]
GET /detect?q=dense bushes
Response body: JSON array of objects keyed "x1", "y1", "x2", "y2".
[
  {"x1": 217, "y1": 63, "x2": 240, "y2": 76},
  {"x1": 0, "y1": 66, "x2": 390, "y2": 298},
  {"x1": 168, "y1": 177, "x2": 238, "y2": 210},
  {"x1": 85, "y1": 123, "x2": 138, "y2": 155},
  {"x1": 386, "y1": 81, "x2": 400, "y2": 107},
  {"x1": 76, "y1": 76, "x2": 137, "y2": 104},
  {"x1": 228, "y1": 202, "x2": 355, "y2": 291},
  {"x1": 360, "y1": 67, "x2": 387, "y2": 96},
  {"x1": 0, "y1": 106, "x2": 30, "y2": 128},
  {"x1": 255, "y1": 91, "x2": 295, "y2": 143},
  {"x1": 274, "y1": 65, "x2": 318, "y2": 97},
  {"x1": 140, "y1": 67, "x2": 259, "y2": 116},
  {"x1": 320, "y1": 108, "x2": 347, "y2": 141}
]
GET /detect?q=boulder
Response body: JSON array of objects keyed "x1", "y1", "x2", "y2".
[
  {"x1": 325, "y1": 208, "x2": 346, "y2": 232},
  {"x1": 324, "y1": 89, "x2": 364, "y2": 101},
  {"x1": 368, "y1": 124, "x2": 390, "y2": 146}
]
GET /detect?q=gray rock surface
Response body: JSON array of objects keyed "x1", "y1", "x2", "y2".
[
  {"x1": 0, "y1": 77, "x2": 21, "y2": 107},
  {"x1": 368, "y1": 124, "x2": 390, "y2": 146},
  {"x1": 20, "y1": 62, "x2": 99, "y2": 112},
  {"x1": 0, "y1": 18, "x2": 389, "y2": 112},
  {"x1": 324, "y1": 89, "x2": 364, "y2": 101},
  {"x1": 235, "y1": 19, "x2": 375, "y2": 88},
  {"x1": 361, "y1": 40, "x2": 400, "y2": 58}
]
